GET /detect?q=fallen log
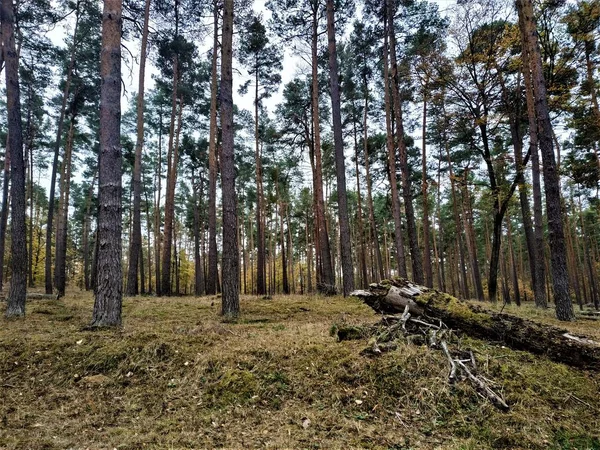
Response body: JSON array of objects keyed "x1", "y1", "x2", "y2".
[{"x1": 351, "y1": 278, "x2": 600, "y2": 372}]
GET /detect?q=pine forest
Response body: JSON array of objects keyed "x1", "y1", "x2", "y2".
[{"x1": 1, "y1": 0, "x2": 600, "y2": 448}]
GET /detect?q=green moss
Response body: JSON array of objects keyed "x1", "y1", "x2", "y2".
[
  {"x1": 552, "y1": 429, "x2": 600, "y2": 449},
  {"x1": 417, "y1": 291, "x2": 493, "y2": 326},
  {"x1": 204, "y1": 369, "x2": 259, "y2": 407}
]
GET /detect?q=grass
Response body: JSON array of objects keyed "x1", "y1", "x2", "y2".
[{"x1": 0, "y1": 292, "x2": 599, "y2": 449}]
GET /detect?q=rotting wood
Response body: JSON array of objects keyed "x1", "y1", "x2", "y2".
[{"x1": 350, "y1": 278, "x2": 600, "y2": 371}]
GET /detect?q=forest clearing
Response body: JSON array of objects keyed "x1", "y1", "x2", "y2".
[{"x1": 1, "y1": 292, "x2": 600, "y2": 449}]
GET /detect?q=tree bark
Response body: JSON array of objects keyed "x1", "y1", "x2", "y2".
[
  {"x1": 126, "y1": 0, "x2": 151, "y2": 296},
  {"x1": 91, "y1": 0, "x2": 122, "y2": 327},
  {"x1": 193, "y1": 171, "x2": 205, "y2": 296},
  {"x1": 310, "y1": 4, "x2": 335, "y2": 295},
  {"x1": 54, "y1": 116, "x2": 75, "y2": 297},
  {"x1": 517, "y1": 0, "x2": 573, "y2": 320},
  {"x1": 353, "y1": 118, "x2": 367, "y2": 287},
  {"x1": 387, "y1": 0, "x2": 423, "y2": 285},
  {"x1": 421, "y1": 85, "x2": 433, "y2": 288},
  {"x1": 154, "y1": 107, "x2": 163, "y2": 295},
  {"x1": 363, "y1": 94, "x2": 384, "y2": 281},
  {"x1": 44, "y1": 0, "x2": 80, "y2": 295},
  {"x1": 207, "y1": 0, "x2": 219, "y2": 296},
  {"x1": 2, "y1": 0, "x2": 27, "y2": 317},
  {"x1": 0, "y1": 135, "x2": 10, "y2": 292},
  {"x1": 82, "y1": 172, "x2": 97, "y2": 291},
  {"x1": 327, "y1": 0, "x2": 353, "y2": 296},
  {"x1": 220, "y1": 0, "x2": 239, "y2": 317},
  {"x1": 160, "y1": 53, "x2": 180, "y2": 296},
  {"x1": 521, "y1": 40, "x2": 547, "y2": 308},
  {"x1": 382, "y1": 11, "x2": 407, "y2": 280}
]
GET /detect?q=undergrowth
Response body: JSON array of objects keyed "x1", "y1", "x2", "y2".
[{"x1": 1, "y1": 292, "x2": 599, "y2": 449}]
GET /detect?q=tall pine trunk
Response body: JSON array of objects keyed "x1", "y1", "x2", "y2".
[
  {"x1": 207, "y1": 1, "x2": 219, "y2": 295},
  {"x1": 353, "y1": 118, "x2": 367, "y2": 287},
  {"x1": 54, "y1": 116, "x2": 76, "y2": 296},
  {"x1": 154, "y1": 108, "x2": 163, "y2": 295},
  {"x1": 126, "y1": 0, "x2": 151, "y2": 296},
  {"x1": 517, "y1": 0, "x2": 573, "y2": 320},
  {"x1": 311, "y1": 5, "x2": 335, "y2": 294},
  {"x1": 387, "y1": 0, "x2": 423, "y2": 284},
  {"x1": 363, "y1": 93, "x2": 384, "y2": 281},
  {"x1": 44, "y1": 1, "x2": 80, "y2": 294},
  {"x1": 91, "y1": 0, "x2": 123, "y2": 327},
  {"x1": 83, "y1": 172, "x2": 97, "y2": 291},
  {"x1": 326, "y1": 0, "x2": 353, "y2": 296},
  {"x1": 193, "y1": 171, "x2": 205, "y2": 296},
  {"x1": 521, "y1": 41, "x2": 547, "y2": 308},
  {"x1": 220, "y1": 0, "x2": 239, "y2": 317},
  {"x1": 382, "y1": 11, "x2": 407, "y2": 279},
  {"x1": 160, "y1": 55, "x2": 179, "y2": 296},
  {"x1": 421, "y1": 86, "x2": 433, "y2": 288},
  {"x1": 0, "y1": 138, "x2": 10, "y2": 292},
  {"x1": 2, "y1": 0, "x2": 27, "y2": 317}
]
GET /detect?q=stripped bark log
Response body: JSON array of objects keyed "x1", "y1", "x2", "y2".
[{"x1": 351, "y1": 278, "x2": 600, "y2": 371}]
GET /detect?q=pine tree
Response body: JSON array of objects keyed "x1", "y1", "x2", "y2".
[{"x1": 91, "y1": 0, "x2": 123, "y2": 327}]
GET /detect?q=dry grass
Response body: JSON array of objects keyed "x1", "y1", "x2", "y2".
[{"x1": 1, "y1": 292, "x2": 599, "y2": 449}]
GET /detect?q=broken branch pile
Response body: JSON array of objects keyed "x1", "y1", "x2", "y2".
[{"x1": 335, "y1": 303, "x2": 509, "y2": 411}]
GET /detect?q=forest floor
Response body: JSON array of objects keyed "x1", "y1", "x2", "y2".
[{"x1": 1, "y1": 292, "x2": 599, "y2": 450}]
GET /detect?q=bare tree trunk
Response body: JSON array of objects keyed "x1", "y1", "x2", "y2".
[
  {"x1": 44, "y1": 1, "x2": 80, "y2": 295},
  {"x1": 207, "y1": 0, "x2": 219, "y2": 296},
  {"x1": 2, "y1": 0, "x2": 27, "y2": 316},
  {"x1": 353, "y1": 120, "x2": 367, "y2": 287},
  {"x1": 326, "y1": 0, "x2": 353, "y2": 295},
  {"x1": 83, "y1": 172, "x2": 97, "y2": 291},
  {"x1": 286, "y1": 205, "x2": 295, "y2": 294},
  {"x1": 55, "y1": 116, "x2": 75, "y2": 297},
  {"x1": 193, "y1": 172, "x2": 205, "y2": 296},
  {"x1": 362, "y1": 93, "x2": 384, "y2": 282},
  {"x1": 126, "y1": 0, "x2": 151, "y2": 296},
  {"x1": 0, "y1": 136, "x2": 10, "y2": 292},
  {"x1": 421, "y1": 85, "x2": 433, "y2": 288},
  {"x1": 460, "y1": 173, "x2": 485, "y2": 301},
  {"x1": 517, "y1": 0, "x2": 573, "y2": 320},
  {"x1": 507, "y1": 217, "x2": 521, "y2": 306},
  {"x1": 160, "y1": 55, "x2": 180, "y2": 296},
  {"x1": 306, "y1": 211, "x2": 313, "y2": 293},
  {"x1": 91, "y1": 0, "x2": 123, "y2": 327},
  {"x1": 382, "y1": 12, "x2": 407, "y2": 279},
  {"x1": 25, "y1": 85, "x2": 35, "y2": 288},
  {"x1": 387, "y1": 0, "x2": 422, "y2": 284},
  {"x1": 154, "y1": 109, "x2": 163, "y2": 296},
  {"x1": 311, "y1": 5, "x2": 335, "y2": 294},
  {"x1": 254, "y1": 69, "x2": 266, "y2": 296},
  {"x1": 220, "y1": 0, "x2": 239, "y2": 317},
  {"x1": 144, "y1": 187, "x2": 153, "y2": 293}
]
